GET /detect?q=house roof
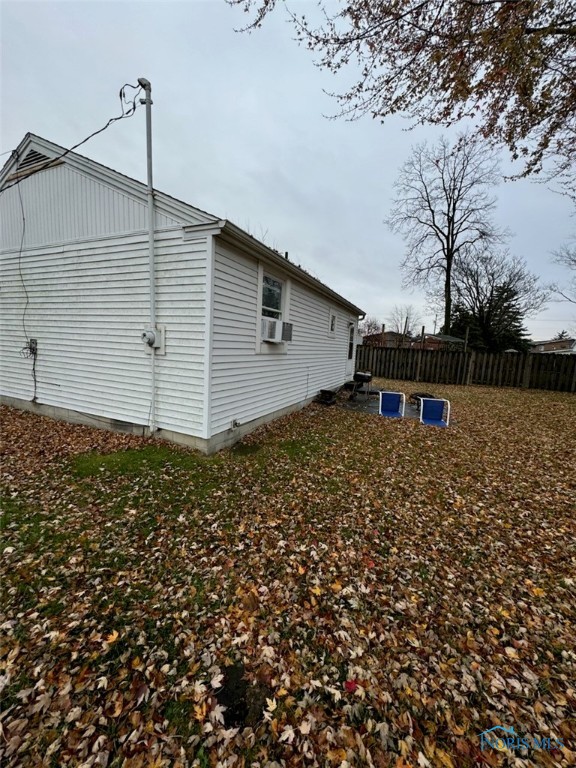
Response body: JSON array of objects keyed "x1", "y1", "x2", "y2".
[
  {"x1": 0, "y1": 133, "x2": 217, "y2": 227},
  {"x1": 363, "y1": 330, "x2": 402, "y2": 339},
  {"x1": 426, "y1": 333, "x2": 465, "y2": 344},
  {"x1": 529, "y1": 338, "x2": 576, "y2": 353},
  {"x1": 0, "y1": 133, "x2": 365, "y2": 317}
]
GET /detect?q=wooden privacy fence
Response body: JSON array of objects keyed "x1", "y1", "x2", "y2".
[{"x1": 356, "y1": 346, "x2": 576, "y2": 392}]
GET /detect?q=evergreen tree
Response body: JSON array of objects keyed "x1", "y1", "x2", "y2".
[
  {"x1": 442, "y1": 251, "x2": 546, "y2": 352},
  {"x1": 449, "y1": 289, "x2": 530, "y2": 353}
]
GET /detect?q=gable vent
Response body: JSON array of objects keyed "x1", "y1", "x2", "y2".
[
  {"x1": 19, "y1": 149, "x2": 52, "y2": 170},
  {"x1": 4, "y1": 148, "x2": 63, "y2": 185}
]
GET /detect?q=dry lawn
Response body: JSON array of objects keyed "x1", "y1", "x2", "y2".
[{"x1": 0, "y1": 382, "x2": 575, "y2": 767}]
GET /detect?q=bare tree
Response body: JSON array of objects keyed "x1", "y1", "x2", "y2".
[
  {"x1": 386, "y1": 304, "x2": 422, "y2": 338},
  {"x1": 359, "y1": 316, "x2": 382, "y2": 336},
  {"x1": 387, "y1": 134, "x2": 506, "y2": 335},
  {"x1": 453, "y1": 250, "x2": 548, "y2": 318},
  {"x1": 551, "y1": 244, "x2": 576, "y2": 305}
]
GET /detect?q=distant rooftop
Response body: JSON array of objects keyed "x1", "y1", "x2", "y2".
[{"x1": 426, "y1": 333, "x2": 465, "y2": 344}]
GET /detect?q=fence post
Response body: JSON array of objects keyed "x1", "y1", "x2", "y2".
[
  {"x1": 466, "y1": 351, "x2": 475, "y2": 385},
  {"x1": 455, "y1": 351, "x2": 464, "y2": 384},
  {"x1": 521, "y1": 353, "x2": 533, "y2": 388},
  {"x1": 518, "y1": 353, "x2": 525, "y2": 387},
  {"x1": 415, "y1": 350, "x2": 422, "y2": 382}
]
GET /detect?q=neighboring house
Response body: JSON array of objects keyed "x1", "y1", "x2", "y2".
[
  {"x1": 414, "y1": 333, "x2": 466, "y2": 351},
  {"x1": 0, "y1": 134, "x2": 364, "y2": 453},
  {"x1": 362, "y1": 331, "x2": 465, "y2": 351},
  {"x1": 363, "y1": 330, "x2": 405, "y2": 348},
  {"x1": 529, "y1": 338, "x2": 576, "y2": 354}
]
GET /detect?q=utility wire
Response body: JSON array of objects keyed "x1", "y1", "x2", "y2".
[
  {"x1": 0, "y1": 82, "x2": 143, "y2": 195},
  {"x1": 6, "y1": 80, "x2": 145, "y2": 402},
  {"x1": 14, "y1": 149, "x2": 37, "y2": 399}
]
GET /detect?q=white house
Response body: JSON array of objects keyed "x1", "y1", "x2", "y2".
[
  {"x1": 528, "y1": 338, "x2": 576, "y2": 354},
  {"x1": 0, "y1": 134, "x2": 364, "y2": 452}
]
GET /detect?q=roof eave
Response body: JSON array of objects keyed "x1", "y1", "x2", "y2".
[
  {"x1": 3, "y1": 134, "x2": 365, "y2": 318},
  {"x1": 183, "y1": 219, "x2": 365, "y2": 318}
]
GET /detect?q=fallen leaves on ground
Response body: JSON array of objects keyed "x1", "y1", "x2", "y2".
[{"x1": 0, "y1": 381, "x2": 575, "y2": 767}]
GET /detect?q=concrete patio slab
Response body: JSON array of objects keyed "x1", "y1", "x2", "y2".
[{"x1": 338, "y1": 390, "x2": 422, "y2": 419}]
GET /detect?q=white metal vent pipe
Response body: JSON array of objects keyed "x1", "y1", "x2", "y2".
[{"x1": 138, "y1": 77, "x2": 156, "y2": 433}]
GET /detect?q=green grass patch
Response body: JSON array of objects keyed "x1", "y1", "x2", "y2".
[
  {"x1": 71, "y1": 444, "x2": 207, "y2": 479},
  {"x1": 38, "y1": 598, "x2": 66, "y2": 618},
  {"x1": 1, "y1": 495, "x2": 72, "y2": 554},
  {"x1": 230, "y1": 441, "x2": 262, "y2": 456},
  {"x1": 0, "y1": 673, "x2": 35, "y2": 712},
  {"x1": 163, "y1": 699, "x2": 198, "y2": 737},
  {"x1": 194, "y1": 746, "x2": 211, "y2": 768},
  {"x1": 278, "y1": 436, "x2": 328, "y2": 458}
]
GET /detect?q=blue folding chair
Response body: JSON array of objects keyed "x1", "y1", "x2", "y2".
[
  {"x1": 420, "y1": 398, "x2": 450, "y2": 427},
  {"x1": 379, "y1": 391, "x2": 405, "y2": 418}
]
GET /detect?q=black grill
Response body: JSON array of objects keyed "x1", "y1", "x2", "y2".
[{"x1": 353, "y1": 371, "x2": 372, "y2": 384}]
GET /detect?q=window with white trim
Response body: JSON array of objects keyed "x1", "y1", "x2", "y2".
[
  {"x1": 348, "y1": 324, "x2": 355, "y2": 359},
  {"x1": 262, "y1": 275, "x2": 283, "y2": 320},
  {"x1": 329, "y1": 311, "x2": 337, "y2": 335}
]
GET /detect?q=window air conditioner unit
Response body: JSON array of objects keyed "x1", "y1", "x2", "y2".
[
  {"x1": 261, "y1": 317, "x2": 283, "y2": 343},
  {"x1": 281, "y1": 322, "x2": 293, "y2": 342}
]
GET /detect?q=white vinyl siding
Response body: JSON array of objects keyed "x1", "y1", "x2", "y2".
[
  {"x1": 209, "y1": 242, "x2": 357, "y2": 435},
  {"x1": 0, "y1": 231, "x2": 207, "y2": 435},
  {"x1": 1, "y1": 138, "x2": 363, "y2": 450},
  {"x1": 155, "y1": 235, "x2": 207, "y2": 435},
  {"x1": 0, "y1": 165, "x2": 184, "y2": 251}
]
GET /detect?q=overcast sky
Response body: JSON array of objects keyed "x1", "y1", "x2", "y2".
[{"x1": 2, "y1": 0, "x2": 575, "y2": 338}]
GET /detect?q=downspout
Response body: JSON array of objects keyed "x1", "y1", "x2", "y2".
[{"x1": 139, "y1": 77, "x2": 157, "y2": 434}]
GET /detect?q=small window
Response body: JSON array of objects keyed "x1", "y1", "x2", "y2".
[
  {"x1": 329, "y1": 311, "x2": 336, "y2": 335},
  {"x1": 262, "y1": 275, "x2": 283, "y2": 319},
  {"x1": 348, "y1": 325, "x2": 355, "y2": 359}
]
